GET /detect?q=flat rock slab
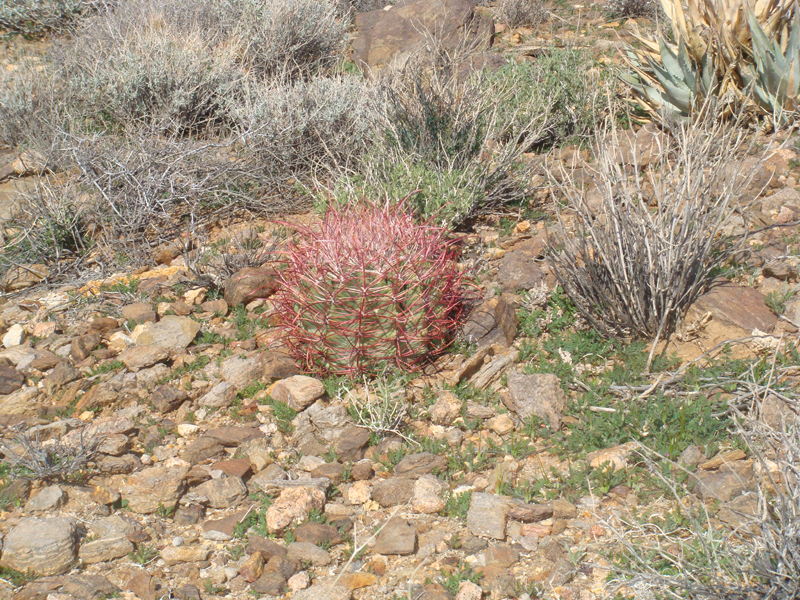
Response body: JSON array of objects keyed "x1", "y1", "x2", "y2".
[
  {"x1": 690, "y1": 279, "x2": 777, "y2": 333},
  {"x1": 505, "y1": 371, "x2": 567, "y2": 431},
  {"x1": 119, "y1": 465, "x2": 188, "y2": 514},
  {"x1": 467, "y1": 492, "x2": 509, "y2": 540},
  {"x1": 461, "y1": 296, "x2": 517, "y2": 349},
  {"x1": 373, "y1": 517, "x2": 417, "y2": 555},
  {"x1": 132, "y1": 316, "x2": 201, "y2": 350}
]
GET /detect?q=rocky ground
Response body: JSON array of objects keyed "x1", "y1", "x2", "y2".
[{"x1": 2, "y1": 1, "x2": 800, "y2": 600}]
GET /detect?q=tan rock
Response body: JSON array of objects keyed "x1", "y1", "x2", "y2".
[
  {"x1": 265, "y1": 486, "x2": 326, "y2": 533},
  {"x1": 118, "y1": 465, "x2": 188, "y2": 514},
  {"x1": 160, "y1": 545, "x2": 211, "y2": 566}
]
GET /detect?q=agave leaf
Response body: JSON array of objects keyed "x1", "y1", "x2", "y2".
[
  {"x1": 658, "y1": 38, "x2": 685, "y2": 81},
  {"x1": 677, "y1": 39, "x2": 698, "y2": 92}
]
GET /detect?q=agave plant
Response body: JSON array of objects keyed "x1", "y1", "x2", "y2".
[
  {"x1": 744, "y1": 6, "x2": 800, "y2": 122},
  {"x1": 621, "y1": 0, "x2": 799, "y2": 125}
]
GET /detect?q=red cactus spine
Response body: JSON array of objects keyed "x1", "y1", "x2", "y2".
[{"x1": 273, "y1": 199, "x2": 469, "y2": 376}]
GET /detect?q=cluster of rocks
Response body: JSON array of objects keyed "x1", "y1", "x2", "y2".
[{"x1": 1, "y1": 0, "x2": 799, "y2": 598}]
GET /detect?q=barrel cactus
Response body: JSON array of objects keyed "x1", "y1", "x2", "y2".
[{"x1": 273, "y1": 199, "x2": 469, "y2": 376}]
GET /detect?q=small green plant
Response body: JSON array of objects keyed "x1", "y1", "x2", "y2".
[
  {"x1": 87, "y1": 360, "x2": 125, "y2": 377},
  {"x1": 439, "y1": 563, "x2": 482, "y2": 595},
  {"x1": 129, "y1": 544, "x2": 158, "y2": 565},
  {"x1": 765, "y1": 287, "x2": 796, "y2": 315},
  {"x1": 266, "y1": 398, "x2": 297, "y2": 434},
  {"x1": 156, "y1": 502, "x2": 176, "y2": 519},
  {"x1": 441, "y1": 490, "x2": 472, "y2": 520}
]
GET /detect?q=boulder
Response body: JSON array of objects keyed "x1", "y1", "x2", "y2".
[{"x1": 353, "y1": 0, "x2": 493, "y2": 70}]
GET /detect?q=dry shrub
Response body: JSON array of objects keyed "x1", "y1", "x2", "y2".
[
  {"x1": 609, "y1": 412, "x2": 800, "y2": 600},
  {"x1": 59, "y1": 0, "x2": 244, "y2": 134},
  {"x1": 338, "y1": 42, "x2": 601, "y2": 229},
  {"x1": 233, "y1": 75, "x2": 375, "y2": 192},
  {"x1": 0, "y1": 426, "x2": 100, "y2": 481},
  {"x1": 0, "y1": 0, "x2": 115, "y2": 37},
  {"x1": 495, "y1": 0, "x2": 547, "y2": 29},
  {"x1": 549, "y1": 115, "x2": 760, "y2": 365},
  {"x1": 607, "y1": 0, "x2": 658, "y2": 18}
]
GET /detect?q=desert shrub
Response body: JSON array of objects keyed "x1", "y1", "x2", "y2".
[
  {"x1": 335, "y1": 46, "x2": 599, "y2": 229},
  {"x1": 218, "y1": 0, "x2": 344, "y2": 80},
  {"x1": 0, "y1": 0, "x2": 115, "y2": 37},
  {"x1": 0, "y1": 55, "x2": 71, "y2": 149},
  {"x1": 495, "y1": 0, "x2": 547, "y2": 29},
  {"x1": 0, "y1": 427, "x2": 100, "y2": 481},
  {"x1": 549, "y1": 117, "x2": 758, "y2": 366},
  {"x1": 0, "y1": 181, "x2": 92, "y2": 276},
  {"x1": 60, "y1": 1, "x2": 244, "y2": 134},
  {"x1": 273, "y1": 199, "x2": 470, "y2": 376},
  {"x1": 607, "y1": 0, "x2": 657, "y2": 18},
  {"x1": 612, "y1": 411, "x2": 800, "y2": 600},
  {"x1": 342, "y1": 376, "x2": 410, "y2": 440},
  {"x1": 485, "y1": 49, "x2": 601, "y2": 148},
  {"x1": 233, "y1": 75, "x2": 375, "y2": 191}
]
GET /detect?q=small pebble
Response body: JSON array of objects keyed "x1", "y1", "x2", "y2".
[{"x1": 172, "y1": 536, "x2": 183, "y2": 547}]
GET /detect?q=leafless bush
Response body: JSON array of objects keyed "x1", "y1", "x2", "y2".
[
  {"x1": 0, "y1": 56, "x2": 69, "y2": 149},
  {"x1": 185, "y1": 228, "x2": 286, "y2": 287},
  {"x1": 607, "y1": 0, "x2": 658, "y2": 18},
  {"x1": 0, "y1": 427, "x2": 100, "y2": 481},
  {"x1": 0, "y1": 0, "x2": 116, "y2": 37},
  {"x1": 548, "y1": 116, "x2": 759, "y2": 366},
  {"x1": 0, "y1": 179, "x2": 92, "y2": 277},
  {"x1": 495, "y1": 0, "x2": 547, "y2": 29},
  {"x1": 608, "y1": 412, "x2": 800, "y2": 600},
  {"x1": 340, "y1": 376, "x2": 410, "y2": 441},
  {"x1": 225, "y1": 0, "x2": 345, "y2": 79}
]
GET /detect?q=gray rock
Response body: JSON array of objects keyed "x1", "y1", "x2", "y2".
[
  {"x1": 198, "y1": 381, "x2": 237, "y2": 408},
  {"x1": 79, "y1": 536, "x2": 134, "y2": 564},
  {"x1": 353, "y1": 0, "x2": 493, "y2": 69},
  {"x1": 119, "y1": 345, "x2": 169, "y2": 372},
  {"x1": 0, "y1": 359, "x2": 24, "y2": 395},
  {"x1": 150, "y1": 384, "x2": 189, "y2": 414},
  {"x1": 119, "y1": 465, "x2": 188, "y2": 514},
  {"x1": 221, "y1": 355, "x2": 263, "y2": 390},
  {"x1": 0, "y1": 516, "x2": 77, "y2": 575},
  {"x1": 693, "y1": 464, "x2": 756, "y2": 502},
  {"x1": 287, "y1": 542, "x2": 332, "y2": 566},
  {"x1": 394, "y1": 452, "x2": 447, "y2": 479},
  {"x1": 121, "y1": 302, "x2": 157, "y2": 323},
  {"x1": 372, "y1": 477, "x2": 415, "y2": 507},
  {"x1": 679, "y1": 445, "x2": 707, "y2": 467},
  {"x1": 497, "y1": 248, "x2": 547, "y2": 293},
  {"x1": 505, "y1": 370, "x2": 567, "y2": 431},
  {"x1": 0, "y1": 385, "x2": 39, "y2": 415},
  {"x1": 373, "y1": 517, "x2": 417, "y2": 555},
  {"x1": 461, "y1": 296, "x2": 518, "y2": 348},
  {"x1": 61, "y1": 574, "x2": 119, "y2": 600},
  {"x1": 195, "y1": 476, "x2": 248, "y2": 508},
  {"x1": 183, "y1": 436, "x2": 226, "y2": 465},
  {"x1": 332, "y1": 425, "x2": 370, "y2": 462},
  {"x1": 24, "y1": 484, "x2": 67, "y2": 512},
  {"x1": 467, "y1": 492, "x2": 509, "y2": 540},
  {"x1": 224, "y1": 267, "x2": 278, "y2": 307}
]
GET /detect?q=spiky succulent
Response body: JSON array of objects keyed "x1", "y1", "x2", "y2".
[
  {"x1": 621, "y1": 0, "x2": 799, "y2": 125},
  {"x1": 273, "y1": 199, "x2": 470, "y2": 376}
]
